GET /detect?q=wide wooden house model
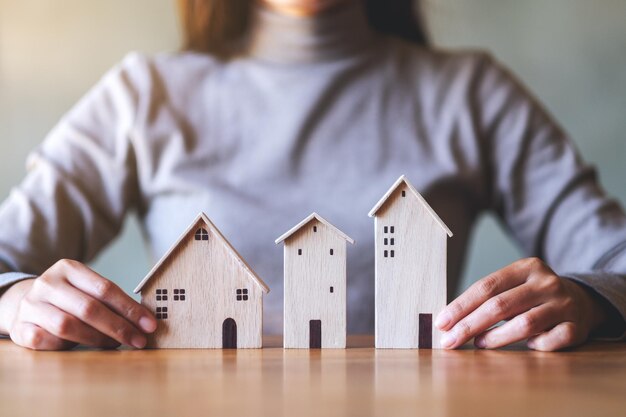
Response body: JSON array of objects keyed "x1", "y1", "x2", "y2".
[
  {"x1": 369, "y1": 175, "x2": 453, "y2": 349},
  {"x1": 134, "y1": 212, "x2": 270, "y2": 349},
  {"x1": 276, "y1": 213, "x2": 354, "y2": 348}
]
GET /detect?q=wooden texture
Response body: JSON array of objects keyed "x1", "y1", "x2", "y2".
[
  {"x1": 370, "y1": 176, "x2": 451, "y2": 349},
  {"x1": 136, "y1": 213, "x2": 269, "y2": 349},
  {"x1": 278, "y1": 214, "x2": 353, "y2": 349},
  {"x1": 2, "y1": 337, "x2": 625, "y2": 417}
]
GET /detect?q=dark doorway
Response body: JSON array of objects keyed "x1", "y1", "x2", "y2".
[
  {"x1": 222, "y1": 318, "x2": 237, "y2": 349},
  {"x1": 309, "y1": 320, "x2": 322, "y2": 349},
  {"x1": 419, "y1": 314, "x2": 432, "y2": 349}
]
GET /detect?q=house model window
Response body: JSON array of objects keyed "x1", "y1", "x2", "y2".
[
  {"x1": 156, "y1": 306, "x2": 168, "y2": 320},
  {"x1": 194, "y1": 228, "x2": 209, "y2": 241},
  {"x1": 236, "y1": 288, "x2": 249, "y2": 301},
  {"x1": 313, "y1": 226, "x2": 317, "y2": 232},
  {"x1": 402, "y1": 190, "x2": 406, "y2": 197},
  {"x1": 156, "y1": 289, "x2": 168, "y2": 301},
  {"x1": 173, "y1": 289, "x2": 186, "y2": 301},
  {"x1": 330, "y1": 249, "x2": 334, "y2": 255},
  {"x1": 330, "y1": 286, "x2": 334, "y2": 293}
]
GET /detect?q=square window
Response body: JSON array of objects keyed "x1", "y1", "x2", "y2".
[
  {"x1": 242, "y1": 289, "x2": 248, "y2": 295},
  {"x1": 156, "y1": 307, "x2": 162, "y2": 313},
  {"x1": 163, "y1": 307, "x2": 168, "y2": 312},
  {"x1": 156, "y1": 289, "x2": 162, "y2": 295},
  {"x1": 174, "y1": 295, "x2": 179, "y2": 301},
  {"x1": 384, "y1": 250, "x2": 388, "y2": 258},
  {"x1": 156, "y1": 296, "x2": 162, "y2": 301},
  {"x1": 162, "y1": 296, "x2": 168, "y2": 301},
  {"x1": 243, "y1": 295, "x2": 248, "y2": 301},
  {"x1": 156, "y1": 313, "x2": 162, "y2": 319},
  {"x1": 163, "y1": 313, "x2": 168, "y2": 319},
  {"x1": 174, "y1": 289, "x2": 179, "y2": 294},
  {"x1": 180, "y1": 295, "x2": 186, "y2": 301},
  {"x1": 237, "y1": 295, "x2": 242, "y2": 301},
  {"x1": 163, "y1": 289, "x2": 168, "y2": 294},
  {"x1": 384, "y1": 226, "x2": 388, "y2": 233},
  {"x1": 237, "y1": 289, "x2": 242, "y2": 295},
  {"x1": 180, "y1": 289, "x2": 185, "y2": 294}
]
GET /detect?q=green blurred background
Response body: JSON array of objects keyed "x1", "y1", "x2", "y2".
[{"x1": 1, "y1": 0, "x2": 625, "y2": 298}]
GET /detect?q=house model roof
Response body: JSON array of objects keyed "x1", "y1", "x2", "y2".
[
  {"x1": 368, "y1": 175, "x2": 453, "y2": 238},
  {"x1": 134, "y1": 212, "x2": 270, "y2": 294},
  {"x1": 275, "y1": 212, "x2": 355, "y2": 245}
]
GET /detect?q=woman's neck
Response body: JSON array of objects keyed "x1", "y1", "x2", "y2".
[{"x1": 257, "y1": 0, "x2": 357, "y2": 17}]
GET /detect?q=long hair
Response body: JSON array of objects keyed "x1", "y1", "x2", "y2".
[{"x1": 177, "y1": 0, "x2": 429, "y2": 58}]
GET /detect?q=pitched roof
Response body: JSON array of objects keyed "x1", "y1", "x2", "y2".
[
  {"x1": 368, "y1": 175, "x2": 453, "y2": 237},
  {"x1": 275, "y1": 212, "x2": 355, "y2": 245},
  {"x1": 134, "y1": 212, "x2": 270, "y2": 294}
]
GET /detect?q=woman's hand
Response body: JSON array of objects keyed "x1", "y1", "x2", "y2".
[
  {"x1": 0, "y1": 259, "x2": 157, "y2": 350},
  {"x1": 435, "y1": 257, "x2": 609, "y2": 351}
]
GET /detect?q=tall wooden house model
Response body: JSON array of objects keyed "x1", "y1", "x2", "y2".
[
  {"x1": 276, "y1": 213, "x2": 354, "y2": 348},
  {"x1": 134, "y1": 212, "x2": 270, "y2": 349},
  {"x1": 369, "y1": 175, "x2": 453, "y2": 349}
]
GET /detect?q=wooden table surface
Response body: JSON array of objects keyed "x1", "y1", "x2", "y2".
[{"x1": 1, "y1": 336, "x2": 625, "y2": 417}]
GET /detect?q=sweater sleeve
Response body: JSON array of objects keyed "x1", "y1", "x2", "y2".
[
  {"x1": 0, "y1": 53, "x2": 144, "y2": 293},
  {"x1": 474, "y1": 54, "x2": 626, "y2": 339}
]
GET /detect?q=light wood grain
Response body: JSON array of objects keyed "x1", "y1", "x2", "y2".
[
  {"x1": 1, "y1": 337, "x2": 625, "y2": 417},
  {"x1": 278, "y1": 213, "x2": 353, "y2": 348},
  {"x1": 137, "y1": 213, "x2": 269, "y2": 349},
  {"x1": 370, "y1": 176, "x2": 451, "y2": 349}
]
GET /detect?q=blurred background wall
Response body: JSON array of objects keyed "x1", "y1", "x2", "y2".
[{"x1": 1, "y1": 0, "x2": 625, "y2": 297}]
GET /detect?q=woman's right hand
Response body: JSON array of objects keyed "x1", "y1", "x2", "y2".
[{"x1": 0, "y1": 259, "x2": 157, "y2": 350}]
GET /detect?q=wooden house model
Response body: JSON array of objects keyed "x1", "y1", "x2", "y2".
[
  {"x1": 369, "y1": 175, "x2": 453, "y2": 349},
  {"x1": 275, "y1": 213, "x2": 354, "y2": 348},
  {"x1": 134, "y1": 212, "x2": 270, "y2": 349}
]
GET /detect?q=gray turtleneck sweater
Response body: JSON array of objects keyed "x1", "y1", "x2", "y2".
[{"x1": 1, "y1": 5, "x2": 625, "y2": 336}]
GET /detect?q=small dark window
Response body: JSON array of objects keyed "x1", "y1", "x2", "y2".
[
  {"x1": 313, "y1": 226, "x2": 317, "y2": 232},
  {"x1": 384, "y1": 226, "x2": 388, "y2": 233},
  {"x1": 330, "y1": 286, "x2": 334, "y2": 293},
  {"x1": 156, "y1": 289, "x2": 162, "y2": 295},
  {"x1": 156, "y1": 289, "x2": 167, "y2": 301},
  {"x1": 173, "y1": 288, "x2": 186, "y2": 301},
  {"x1": 330, "y1": 249, "x2": 334, "y2": 255},
  {"x1": 384, "y1": 238, "x2": 388, "y2": 245},
  {"x1": 402, "y1": 190, "x2": 406, "y2": 197},
  {"x1": 390, "y1": 226, "x2": 395, "y2": 234},
  {"x1": 194, "y1": 228, "x2": 209, "y2": 241},
  {"x1": 390, "y1": 238, "x2": 395, "y2": 245},
  {"x1": 156, "y1": 306, "x2": 168, "y2": 320},
  {"x1": 298, "y1": 249, "x2": 302, "y2": 255},
  {"x1": 236, "y1": 288, "x2": 249, "y2": 301},
  {"x1": 384, "y1": 250, "x2": 388, "y2": 258},
  {"x1": 390, "y1": 250, "x2": 395, "y2": 258}
]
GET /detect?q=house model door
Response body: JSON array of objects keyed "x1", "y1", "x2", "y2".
[
  {"x1": 222, "y1": 318, "x2": 237, "y2": 349},
  {"x1": 309, "y1": 320, "x2": 321, "y2": 349}
]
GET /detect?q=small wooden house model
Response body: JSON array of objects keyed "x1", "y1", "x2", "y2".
[
  {"x1": 276, "y1": 213, "x2": 354, "y2": 349},
  {"x1": 369, "y1": 175, "x2": 453, "y2": 349},
  {"x1": 134, "y1": 212, "x2": 270, "y2": 349}
]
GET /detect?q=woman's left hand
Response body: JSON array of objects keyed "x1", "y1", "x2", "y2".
[{"x1": 435, "y1": 257, "x2": 608, "y2": 351}]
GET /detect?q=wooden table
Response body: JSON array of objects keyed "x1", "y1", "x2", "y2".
[{"x1": 1, "y1": 336, "x2": 625, "y2": 417}]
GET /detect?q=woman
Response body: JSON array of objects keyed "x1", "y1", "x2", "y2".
[{"x1": 0, "y1": 0, "x2": 624, "y2": 351}]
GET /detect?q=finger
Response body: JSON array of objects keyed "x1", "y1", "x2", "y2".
[
  {"x1": 55, "y1": 260, "x2": 156, "y2": 333},
  {"x1": 473, "y1": 303, "x2": 563, "y2": 349},
  {"x1": 11, "y1": 322, "x2": 74, "y2": 351},
  {"x1": 527, "y1": 322, "x2": 587, "y2": 351},
  {"x1": 40, "y1": 279, "x2": 148, "y2": 348},
  {"x1": 435, "y1": 259, "x2": 533, "y2": 331},
  {"x1": 21, "y1": 299, "x2": 120, "y2": 349},
  {"x1": 440, "y1": 282, "x2": 542, "y2": 349}
]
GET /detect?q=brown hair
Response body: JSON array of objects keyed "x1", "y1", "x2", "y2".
[{"x1": 177, "y1": 0, "x2": 429, "y2": 58}]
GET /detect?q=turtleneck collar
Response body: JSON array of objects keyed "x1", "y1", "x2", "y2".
[{"x1": 245, "y1": 2, "x2": 378, "y2": 64}]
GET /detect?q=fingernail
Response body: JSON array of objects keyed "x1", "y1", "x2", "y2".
[
  {"x1": 131, "y1": 334, "x2": 147, "y2": 349},
  {"x1": 474, "y1": 336, "x2": 486, "y2": 348},
  {"x1": 139, "y1": 316, "x2": 157, "y2": 333},
  {"x1": 440, "y1": 332, "x2": 456, "y2": 349},
  {"x1": 435, "y1": 311, "x2": 451, "y2": 329}
]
